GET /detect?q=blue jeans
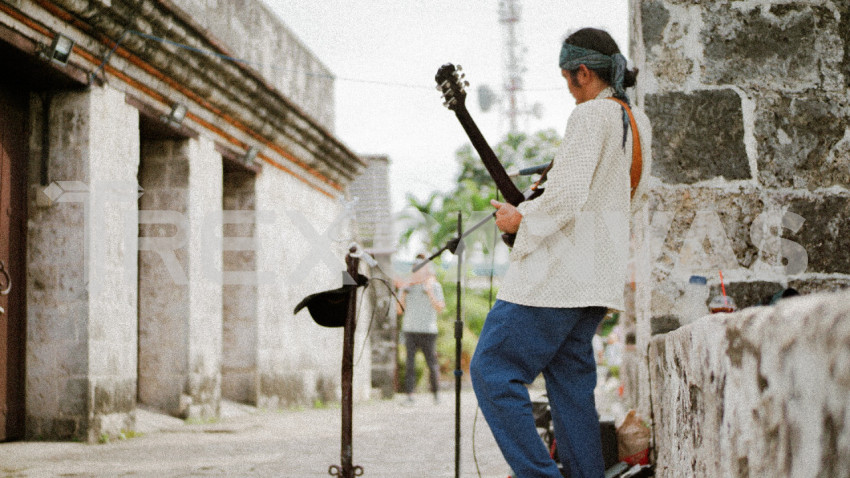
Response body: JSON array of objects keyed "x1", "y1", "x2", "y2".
[{"x1": 470, "y1": 300, "x2": 606, "y2": 478}]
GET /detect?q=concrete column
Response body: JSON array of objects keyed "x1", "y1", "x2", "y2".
[
  {"x1": 26, "y1": 85, "x2": 140, "y2": 442},
  {"x1": 137, "y1": 136, "x2": 222, "y2": 419}
]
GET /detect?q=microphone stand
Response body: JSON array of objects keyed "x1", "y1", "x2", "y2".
[
  {"x1": 452, "y1": 213, "x2": 463, "y2": 478},
  {"x1": 329, "y1": 248, "x2": 364, "y2": 478},
  {"x1": 411, "y1": 211, "x2": 494, "y2": 274},
  {"x1": 412, "y1": 212, "x2": 478, "y2": 478}
]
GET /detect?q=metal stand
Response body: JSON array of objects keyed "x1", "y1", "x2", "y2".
[
  {"x1": 452, "y1": 213, "x2": 464, "y2": 478},
  {"x1": 412, "y1": 213, "x2": 467, "y2": 478},
  {"x1": 329, "y1": 248, "x2": 364, "y2": 478}
]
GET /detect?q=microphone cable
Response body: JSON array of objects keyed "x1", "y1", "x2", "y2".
[{"x1": 354, "y1": 262, "x2": 405, "y2": 368}]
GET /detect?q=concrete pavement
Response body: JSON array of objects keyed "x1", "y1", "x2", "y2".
[
  {"x1": 1, "y1": 378, "x2": 625, "y2": 478},
  {"x1": 1, "y1": 390, "x2": 511, "y2": 478}
]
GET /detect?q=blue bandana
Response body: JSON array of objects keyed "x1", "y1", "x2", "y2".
[{"x1": 560, "y1": 43, "x2": 631, "y2": 146}]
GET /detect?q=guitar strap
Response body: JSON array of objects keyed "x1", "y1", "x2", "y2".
[
  {"x1": 531, "y1": 97, "x2": 643, "y2": 199},
  {"x1": 606, "y1": 97, "x2": 643, "y2": 198}
]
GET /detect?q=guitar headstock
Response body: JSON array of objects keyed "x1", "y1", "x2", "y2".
[{"x1": 435, "y1": 63, "x2": 469, "y2": 112}]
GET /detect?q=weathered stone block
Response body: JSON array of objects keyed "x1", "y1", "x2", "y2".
[
  {"x1": 702, "y1": 4, "x2": 840, "y2": 89},
  {"x1": 60, "y1": 379, "x2": 88, "y2": 416},
  {"x1": 640, "y1": 0, "x2": 694, "y2": 88},
  {"x1": 784, "y1": 195, "x2": 850, "y2": 274},
  {"x1": 788, "y1": 277, "x2": 850, "y2": 296},
  {"x1": 647, "y1": 187, "x2": 763, "y2": 279},
  {"x1": 650, "y1": 315, "x2": 680, "y2": 335},
  {"x1": 641, "y1": 0, "x2": 669, "y2": 50},
  {"x1": 754, "y1": 91, "x2": 850, "y2": 189},
  {"x1": 260, "y1": 373, "x2": 307, "y2": 408},
  {"x1": 93, "y1": 379, "x2": 136, "y2": 415},
  {"x1": 841, "y1": 2, "x2": 850, "y2": 88},
  {"x1": 708, "y1": 281, "x2": 783, "y2": 310},
  {"x1": 646, "y1": 90, "x2": 750, "y2": 184}
]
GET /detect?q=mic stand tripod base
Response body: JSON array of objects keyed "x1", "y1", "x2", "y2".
[{"x1": 328, "y1": 465, "x2": 363, "y2": 477}]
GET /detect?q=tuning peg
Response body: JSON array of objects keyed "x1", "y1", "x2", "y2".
[
  {"x1": 456, "y1": 65, "x2": 463, "y2": 72},
  {"x1": 435, "y1": 85, "x2": 442, "y2": 91}
]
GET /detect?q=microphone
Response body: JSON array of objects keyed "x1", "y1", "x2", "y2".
[{"x1": 507, "y1": 164, "x2": 549, "y2": 178}]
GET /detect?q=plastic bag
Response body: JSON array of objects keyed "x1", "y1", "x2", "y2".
[{"x1": 617, "y1": 409, "x2": 650, "y2": 465}]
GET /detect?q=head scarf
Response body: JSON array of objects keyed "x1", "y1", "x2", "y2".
[{"x1": 559, "y1": 42, "x2": 631, "y2": 147}]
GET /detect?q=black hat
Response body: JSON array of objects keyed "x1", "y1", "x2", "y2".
[
  {"x1": 293, "y1": 273, "x2": 369, "y2": 328},
  {"x1": 293, "y1": 286, "x2": 355, "y2": 328}
]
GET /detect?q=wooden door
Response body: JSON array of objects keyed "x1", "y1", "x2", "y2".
[{"x1": 0, "y1": 82, "x2": 28, "y2": 441}]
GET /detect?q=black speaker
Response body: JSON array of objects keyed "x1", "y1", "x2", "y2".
[{"x1": 600, "y1": 419, "x2": 619, "y2": 470}]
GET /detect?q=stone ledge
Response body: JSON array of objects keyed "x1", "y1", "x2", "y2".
[{"x1": 648, "y1": 290, "x2": 850, "y2": 477}]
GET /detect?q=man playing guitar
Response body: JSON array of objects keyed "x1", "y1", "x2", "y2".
[{"x1": 469, "y1": 28, "x2": 652, "y2": 477}]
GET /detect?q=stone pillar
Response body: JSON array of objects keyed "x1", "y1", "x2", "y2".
[
  {"x1": 26, "y1": 85, "x2": 140, "y2": 442},
  {"x1": 137, "y1": 136, "x2": 222, "y2": 419},
  {"x1": 221, "y1": 169, "x2": 259, "y2": 404},
  {"x1": 367, "y1": 254, "x2": 397, "y2": 399},
  {"x1": 348, "y1": 155, "x2": 396, "y2": 398}
]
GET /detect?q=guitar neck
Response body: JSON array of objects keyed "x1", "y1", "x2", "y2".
[{"x1": 453, "y1": 106, "x2": 526, "y2": 206}]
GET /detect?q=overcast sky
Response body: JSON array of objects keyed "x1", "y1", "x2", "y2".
[{"x1": 262, "y1": 1, "x2": 629, "y2": 214}]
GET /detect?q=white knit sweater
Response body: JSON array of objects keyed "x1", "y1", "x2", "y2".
[{"x1": 497, "y1": 88, "x2": 652, "y2": 311}]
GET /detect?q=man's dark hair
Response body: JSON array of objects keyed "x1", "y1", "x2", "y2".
[{"x1": 564, "y1": 28, "x2": 638, "y2": 88}]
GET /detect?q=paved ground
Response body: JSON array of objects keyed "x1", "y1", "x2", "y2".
[
  {"x1": 0, "y1": 389, "x2": 509, "y2": 478},
  {"x1": 0, "y1": 378, "x2": 625, "y2": 478}
]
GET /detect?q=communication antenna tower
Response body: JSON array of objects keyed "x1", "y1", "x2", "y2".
[
  {"x1": 499, "y1": 0, "x2": 523, "y2": 133},
  {"x1": 478, "y1": 0, "x2": 543, "y2": 133}
]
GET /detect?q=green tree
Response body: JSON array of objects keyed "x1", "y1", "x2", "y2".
[{"x1": 398, "y1": 129, "x2": 561, "y2": 254}]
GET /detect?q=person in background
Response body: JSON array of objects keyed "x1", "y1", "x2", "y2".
[{"x1": 397, "y1": 253, "x2": 445, "y2": 404}]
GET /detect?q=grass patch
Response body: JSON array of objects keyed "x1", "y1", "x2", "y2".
[{"x1": 184, "y1": 416, "x2": 220, "y2": 426}]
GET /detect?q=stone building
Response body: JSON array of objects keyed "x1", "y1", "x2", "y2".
[
  {"x1": 627, "y1": 1, "x2": 850, "y2": 475},
  {"x1": 0, "y1": 0, "x2": 373, "y2": 442}
]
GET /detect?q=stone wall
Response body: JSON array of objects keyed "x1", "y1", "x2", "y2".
[
  {"x1": 254, "y1": 168, "x2": 372, "y2": 408},
  {"x1": 648, "y1": 290, "x2": 850, "y2": 477},
  {"x1": 626, "y1": 1, "x2": 850, "y2": 473},
  {"x1": 172, "y1": 0, "x2": 336, "y2": 131},
  {"x1": 628, "y1": 0, "x2": 850, "y2": 417}
]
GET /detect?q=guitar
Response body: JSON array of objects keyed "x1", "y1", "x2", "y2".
[{"x1": 435, "y1": 63, "x2": 545, "y2": 246}]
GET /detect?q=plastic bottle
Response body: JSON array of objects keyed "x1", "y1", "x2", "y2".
[{"x1": 675, "y1": 275, "x2": 710, "y2": 325}]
